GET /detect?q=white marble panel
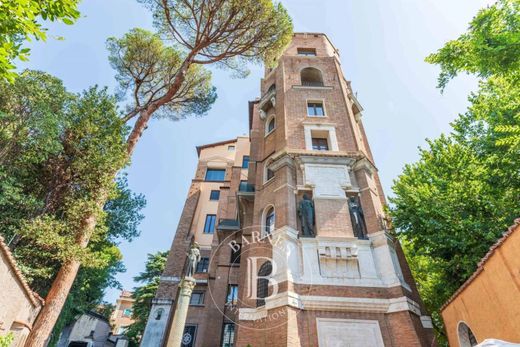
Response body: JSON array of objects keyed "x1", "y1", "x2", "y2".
[
  {"x1": 317, "y1": 318, "x2": 385, "y2": 347},
  {"x1": 304, "y1": 163, "x2": 350, "y2": 198}
]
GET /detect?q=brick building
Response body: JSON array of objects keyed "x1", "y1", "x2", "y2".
[
  {"x1": 141, "y1": 33, "x2": 435, "y2": 347},
  {"x1": 441, "y1": 219, "x2": 520, "y2": 346},
  {"x1": 110, "y1": 290, "x2": 135, "y2": 335}
]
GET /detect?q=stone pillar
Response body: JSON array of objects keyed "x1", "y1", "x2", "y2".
[{"x1": 165, "y1": 277, "x2": 196, "y2": 347}]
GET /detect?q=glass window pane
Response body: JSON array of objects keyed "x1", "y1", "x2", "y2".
[
  {"x1": 297, "y1": 48, "x2": 316, "y2": 56},
  {"x1": 205, "y1": 169, "x2": 225, "y2": 181},
  {"x1": 204, "y1": 215, "x2": 216, "y2": 233},
  {"x1": 210, "y1": 190, "x2": 220, "y2": 200},
  {"x1": 196, "y1": 257, "x2": 209, "y2": 272},
  {"x1": 267, "y1": 118, "x2": 275, "y2": 133},
  {"x1": 312, "y1": 138, "x2": 329, "y2": 151},
  {"x1": 221, "y1": 324, "x2": 235, "y2": 347},
  {"x1": 230, "y1": 246, "x2": 241, "y2": 264},
  {"x1": 242, "y1": 156, "x2": 250, "y2": 169},
  {"x1": 266, "y1": 168, "x2": 274, "y2": 181},
  {"x1": 265, "y1": 208, "x2": 275, "y2": 234},
  {"x1": 307, "y1": 102, "x2": 324, "y2": 116},
  {"x1": 190, "y1": 292, "x2": 204, "y2": 305}
]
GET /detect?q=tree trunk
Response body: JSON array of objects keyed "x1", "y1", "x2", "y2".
[
  {"x1": 26, "y1": 198, "x2": 104, "y2": 346},
  {"x1": 24, "y1": 259, "x2": 81, "y2": 346},
  {"x1": 26, "y1": 55, "x2": 193, "y2": 346}
]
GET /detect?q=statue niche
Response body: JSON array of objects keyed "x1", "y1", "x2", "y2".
[
  {"x1": 298, "y1": 194, "x2": 315, "y2": 237},
  {"x1": 348, "y1": 196, "x2": 368, "y2": 239}
]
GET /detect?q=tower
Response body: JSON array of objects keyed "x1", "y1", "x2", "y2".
[{"x1": 141, "y1": 33, "x2": 435, "y2": 347}]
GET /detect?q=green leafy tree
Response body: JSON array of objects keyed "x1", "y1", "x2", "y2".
[
  {"x1": 27, "y1": 2, "x2": 292, "y2": 344},
  {"x1": 0, "y1": 70, "x2": 131, "y2": 346},
  {"x1": 391, "y1": 0, "x2": 520, "y2": 343},
  {"x1": 48, "y1": 176, "x2": 146, "y2": 346},
  {"x1": 125, "y1": 251, "x2": 169, "y2": 347},
  {"x1": 0, "y1": 0, "x2": 80, "y2": 82}
]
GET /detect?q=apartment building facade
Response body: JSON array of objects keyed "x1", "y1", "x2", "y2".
[
  {"x1": 110, "y1": 290, "x2": 135, "y2": 335},
  {"x1": 141, "y1": 33, "x2": 435, "y2": 347}
]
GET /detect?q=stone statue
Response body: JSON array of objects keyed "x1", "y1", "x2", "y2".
[
  {"x1": 185, "y1": 243, "x2": 201, "y2": 278},
  {"x1": 298, "y1": 194, "x2": 315, "y2": 237},
  {"x1": 348, "y1": 196, "x2": 367, "y2": 239}
]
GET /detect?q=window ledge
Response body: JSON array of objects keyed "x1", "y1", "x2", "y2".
[
  {"x1": 263, "y1": 177, "x2": 275, "y2": 187},
  {"x1": 306, "y1": 115, "x2": 327, "y2": 118},
  {"x1": 264, "y1": 129, "x2": 275, "y2": 138}
]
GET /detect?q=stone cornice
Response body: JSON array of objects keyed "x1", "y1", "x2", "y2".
[{"x1": 238, "y1": 293, "x2": 424, "y2": 321}]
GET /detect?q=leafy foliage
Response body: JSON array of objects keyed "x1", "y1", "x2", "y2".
[
  {"x1": 391, "y1": 0, "x2": 520, "y2": 343},
  {"x1": 141, "y1": 0, "x2": 293, "y2": 70},
  {"x1": 0, "y1": 0, "x2": 80, "y2": 82},
  {"x1": 0, "y1": 333, "x2": 13, "y2": 347},
  {"x1": 125, "y1": 251, "x2": 169, "y2": 347},
  {"x1": 0, "y1": 71, "x2": 145, "y2": 344},
  {"x1": 48, "y1": 177, "x2": 146, "y2": 346},
  {"x1": 425, "y1": 0, "x2": 519, "y2": 90},
  {"x1": 107, "y1": 28, "x2": 217, "y2": 121}
]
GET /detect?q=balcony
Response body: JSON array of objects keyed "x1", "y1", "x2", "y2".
[
  {"x1": 238, "y1": 182, "x2": 255, "y2": 200},
  {"x1": 258, "y1": 86, "x2": 276, "y2": 119},
  {"x1": 301, "y1": 81, "x2": 324, "y2": 87},
  {"x1": 217, "y1": 219, "x2": 240, "y2": 232},
  {"x1": 239, "y1": 182, "x2": 255, "y2": 192}
]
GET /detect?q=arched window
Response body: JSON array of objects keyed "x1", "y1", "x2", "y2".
[
  {"x1": 256, "y1": 261, "x2": 272, "y2": 307},
  {"x1": 266, "y1": 115, "x2": 275, "y2": 135},
  {"x1": 301, "y1": 67, "x2": 323, "y2": 87},
  {"x1": 264, "y1": 206, "x2": 275, "y2": 235},
  {"x1": 458, "y1": 322, "x2": 478, "y2": 347}
]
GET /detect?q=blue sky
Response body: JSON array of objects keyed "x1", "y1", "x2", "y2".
[{"x1": 23, "y1": 0, "x2": 492, "y2": 303}]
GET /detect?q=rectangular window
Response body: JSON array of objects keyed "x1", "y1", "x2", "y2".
[
  {"x1": 221, "y1": 323, "x2": 235, "y2": 347},
  {"x1": 205, "y1": 169, "x2": 225, "y2": 181},
  {"x1": 230, "y1": 245, "x2": 241, "y2": 264},
  {"x1": 196, "y1": 257, "x2": 209, "y2": 273},
  {"x1": 183, "y1": 325, "x2": 197, "y2": 347},
  {"x1": 203, "y1": 214, "x2": 216, "y2": 234},
  {"x1": 209, "y1": 190, "x2": 220, "y2": 201},
  {"x1": 228, "y1": 145, "x2": 235, "y2": 151},
  {"x1": 312, "y1": 137, "x2": 329, "y2": 151},
  {"x1": 307, "y1": 101, "x2": 324, "y2": 116},
  {"x1": 226, "y1": 285, "x2": 238, "y2": 305},
  {"x1": 297, "y1": 48, "x2": 317, "y2": 56},
  {"x1": 122, "y1": 308, "x2": 132, "y2": 317},
  {"x1": 241, "y1": 155, "x2": 250, "y2": 169},
  {"x1": 190, "y1": 291, "x2": 205, "y2": 305}
]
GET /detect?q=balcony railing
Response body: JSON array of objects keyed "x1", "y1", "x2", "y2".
[
  {"x1": 301, "y1": 81, "x2": 324, "y2": 87},
  {"x1": 238, "y1": 182, "x2": 255, "y2": 193},
  {"x1": 217, "y1": 219, "x2": 240, "y2": 231}
]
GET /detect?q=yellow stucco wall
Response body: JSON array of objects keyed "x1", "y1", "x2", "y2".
[
  {"x1": 193, "y1": 136, "x2": 249, "y2": 247},
  {"x1": 441, "y1": 223, "x2": 520, "y2": 346}
]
